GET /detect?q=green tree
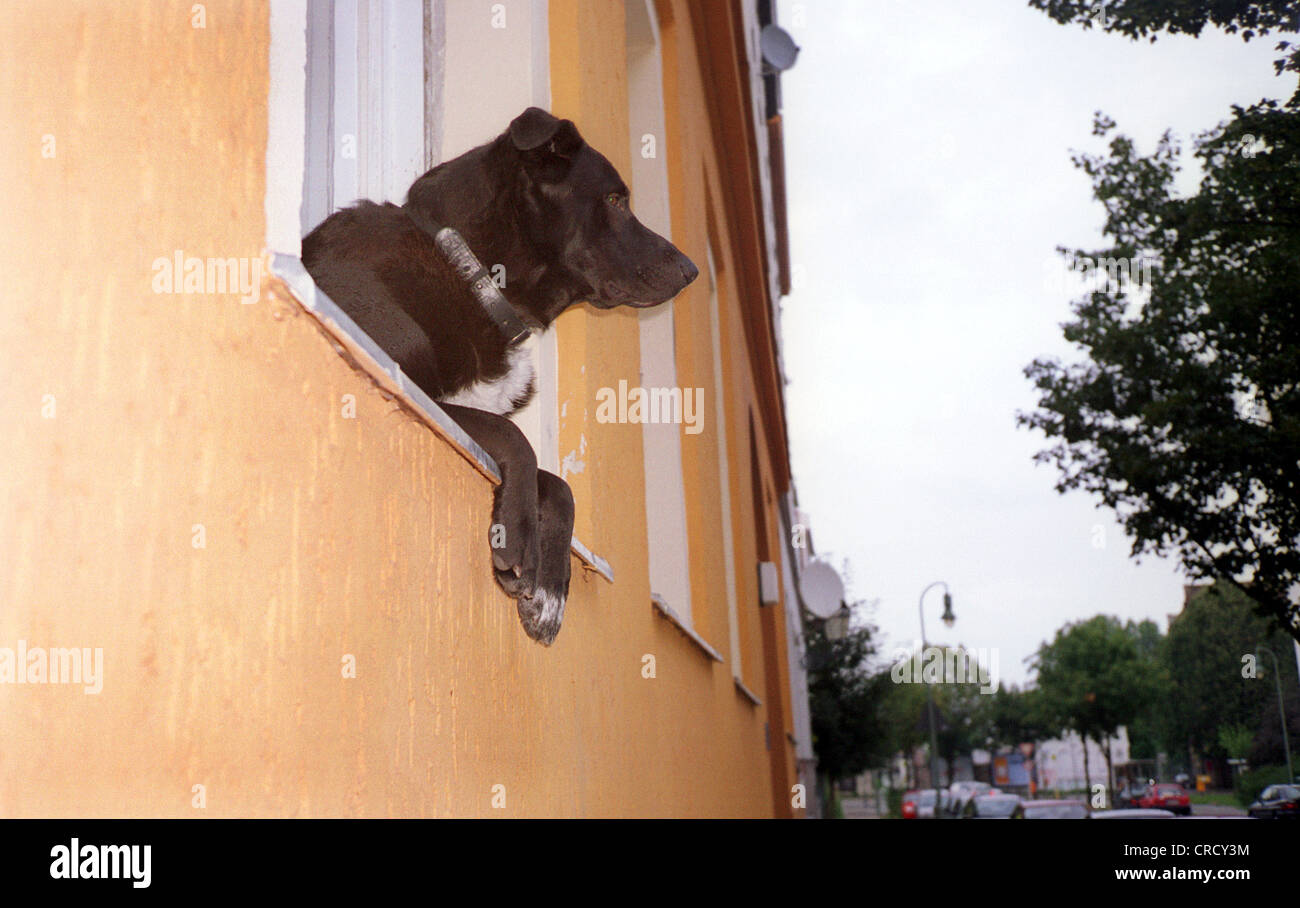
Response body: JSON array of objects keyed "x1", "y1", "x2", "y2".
[
  {"x1": 880, "y1": 645, "x2": 996, "y2": 787},
  {"x1": 1161, "y1": 583, "x2": 1299, "y2": 776},
  {"x1": 874, "y1": 667, "x2": 927, "y2": 787},
  {"x1": 805, "y1": 612, "x2": 890, "y2": 787},
  {"x1": 978, "y1": 684, "x2": 1062, "y2": 794},
  {"x1": 1126, "y1": 618, "x2": 1163, "y2": 660},
  {"x1": 1018, "y1": 95, "x2": 1300, "y2": 641},
  {"x1": 1028, "y1": 0, "x2": 1300, "y2": 80},
  {"x1": 975, "y1": 683, "x2": 1057, "y2": 750},
  {"x1": 1032, "y1": 616, "x2": 1163, "y2": 797},
  {"x1": 1218, "y1": 723, "x2": 1255, "y2": 760},
  {"x1": 1123, "y1": 619, "x2": 1172, "y2": 761},
  {"x1": 932, "y1": 648, "x2": 992, "y2": 785},
  {"x1": 981, "y1": 685, "x2": 1028, "y2": 750}
]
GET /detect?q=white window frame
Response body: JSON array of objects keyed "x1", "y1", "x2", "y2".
[
  {"x1": 626, "y1": 0, "x2": 695, "y2": 627},
  {"x1": 295, "y1": 0, "x2": 557, "y2": 473},
  {"x1": 265, "y1": 0, "x2": 611, "y2": 577},
  {"x1": 439, "y1": 0, "x2": 556, "y2": 474},
  {"x1": 300, "y1": 0, "x2": 428, "y2": 234},
  {"x1": 706, "y1": 242, "x2": 743, "y2": 680}
]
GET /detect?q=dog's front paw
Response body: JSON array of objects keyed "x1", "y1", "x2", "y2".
[
  {"x1": 493, "y1": 553, "x2": 536, "y2": 599},
  {"x1": 514, "y1": 470, "x2": 574, "y2": 645},
  {"x1": 490, "y1": 506, "x2": 539, "y2": 599},
  {"x1": 516, "y1": 585, "x2": 567, "y2": 646}
]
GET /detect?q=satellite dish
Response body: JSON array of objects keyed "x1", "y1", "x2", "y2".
[
  {"x1": 800, "y1": 560, "x2": 845, "y2": 619},
  {"x1": 760, "y1": 24, "x2": 800, "y2": 73}
]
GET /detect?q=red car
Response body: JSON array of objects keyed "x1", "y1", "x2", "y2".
[{"x1": 1137, "y1": 783, "x2": 1191, "y2": 816}]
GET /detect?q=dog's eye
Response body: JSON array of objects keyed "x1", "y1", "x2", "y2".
[{"x1": 606, "y1": 193, "x2": 627, "y2": 210}]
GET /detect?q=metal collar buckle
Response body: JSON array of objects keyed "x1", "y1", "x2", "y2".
[{"x1": 434, "y1": 227, "x2": 532, "y2": 347}]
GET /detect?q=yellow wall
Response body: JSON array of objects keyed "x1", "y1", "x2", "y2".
[
  {"x1": 0, "y1": 0, "x2": 797, "y2": 817},
  {"x1": 651, "y1": 0, "x2": 802, "y2": 808}
]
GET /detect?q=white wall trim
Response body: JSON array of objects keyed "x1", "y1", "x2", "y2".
[
  {"x1": 440, "y1": 0, "x2": 556, "y2": 471},
  {"x1": 707, "y1": 243, "x2": 743, "y2": 680},
  {"x1": 266, "y1": 0, "x2": 308, "y2": 256},
  {"x1": 628, "y1": 0, "x2": 693, "y2": 626}
]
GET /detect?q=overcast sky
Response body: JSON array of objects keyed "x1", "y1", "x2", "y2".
[{"x1": 775, "y1": 0, "x2": 1294, "y2": 686}]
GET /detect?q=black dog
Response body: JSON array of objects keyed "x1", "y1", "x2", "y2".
[{"x1": 302, "y1": 107, "x2": 698, "y2": 645}]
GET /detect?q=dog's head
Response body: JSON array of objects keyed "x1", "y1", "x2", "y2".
[{"x1": 505, "y1": 107, "x2": 698, "y2": 311}]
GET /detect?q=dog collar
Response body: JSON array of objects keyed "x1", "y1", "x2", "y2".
[{"x1": 434, "y1": 227, "x2": 532, "y2": 347}]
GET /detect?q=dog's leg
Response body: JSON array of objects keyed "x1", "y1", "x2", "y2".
[
  {"x1": 437, "y1": 403, "x2": 540, "y2": 601},
  {"x1": 516, "y1": 470, "x2": 575, "y2": 645}
]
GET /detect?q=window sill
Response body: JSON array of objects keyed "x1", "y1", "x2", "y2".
[
  {"x1": 651, "y1": 594, "x2": 723, "y2": 663},
  {"x1": 269, "y1": 253, "x2": 613, "y2": 583},
  {"x1": 733, "y1": 677, "x2": 763, "y2": 707}
]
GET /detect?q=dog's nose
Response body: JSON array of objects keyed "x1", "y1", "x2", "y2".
[{"x1": 678, "y1": 255, "x2": 699, "y2": 286}]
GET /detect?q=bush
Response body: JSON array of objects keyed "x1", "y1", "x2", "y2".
[
  {"x1": 886, "y1": 787, "x2": 904, "y2": 819},
  {"x1": 1234, "y1": 765, "x2": 1293, "y2": 807}
]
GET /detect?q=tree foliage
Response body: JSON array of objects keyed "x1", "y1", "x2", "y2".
[
  {"x1": 1161, "y1": 582, "x2": 1299, "y2": 768},
  {"x1": 1218, "y1": 723, "x2": 1256, "y2": 759},
  {"x1": 1027, "y1": 0, "x2": 1300, "y2": 80},
  {"x1": 874, "y1": 645, "x2": 1001, "y2": 785},
  {"x1": 979, "y1": 684, "x2": 1058, "y2": 749},
  {"x1": 1032, "y1": 615, "x2": 1164, "y2": 784},
  {"x1": 930, "y1": 651, "x2": 992, "y2": 781},
  {"x1": 1018, "y1": 92, "x2": 1300, "y2": 640},
  {"x1": 1121, "y1": 619, "x2": 1172, "y2": 760},
  {"x1": 805, "y1": 614, "x2": 891, "y2": 782}
]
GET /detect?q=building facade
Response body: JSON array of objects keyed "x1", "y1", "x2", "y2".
[{"x1": 0, "y1": 0, "x2": 817, "y2": 817}]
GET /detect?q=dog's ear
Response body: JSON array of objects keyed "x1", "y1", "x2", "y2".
[
  {"x1": 509, "y1": 107, "x2": 562, "y2": 151},
  {"x1": 509, "y1": 107, "x2": 583, "y2": 182}
]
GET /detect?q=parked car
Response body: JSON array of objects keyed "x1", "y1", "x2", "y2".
[
  {"x1": 950, "y1": 780, "x2": 993, "y2": 800},
  {"x1": 1092, "y1": 808, "x2": 1176, "y2": 819},
  {"x1": 948, "y1": 781, "x2": 993, "y2": 816},
  {"x1": 1021, "y1": 799, "x2": 1089, "y2": 819},
  {"x1": 1137, "y1": 783, "x2": 1191, "y2": 816},
  {"x1": 961, "y1": 793, "x2": 1023, "y2": 819},
  {"x1": 1247, "y1": 784, "x2": 1300, "y2": 819},
  {"x1": 901, "y1": 789, "x2": 939, "y2": 819}
]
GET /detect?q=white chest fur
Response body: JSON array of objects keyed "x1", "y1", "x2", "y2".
[{"x1": 438, "y1": 343, "x2": 536, "y2": 416}]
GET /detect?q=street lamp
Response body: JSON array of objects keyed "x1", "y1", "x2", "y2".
[
  {"x1": 826, "y1": 604, "x2": 851, "y2": 641},
  {"x1": 1257, "y1": 644, "x2": 1295, "y2": 784},
  {"x1": 919, "y1": 581, "x2": 954, "y2": 811}
]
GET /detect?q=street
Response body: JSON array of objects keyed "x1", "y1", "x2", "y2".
[{"x1": 837, "y1": 796, "x2": 1249, "y2": 818}]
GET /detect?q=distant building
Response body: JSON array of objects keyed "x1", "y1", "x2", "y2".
[{"x1": 1036, "y1": 728, "x2": 1131, "y2": 793}]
